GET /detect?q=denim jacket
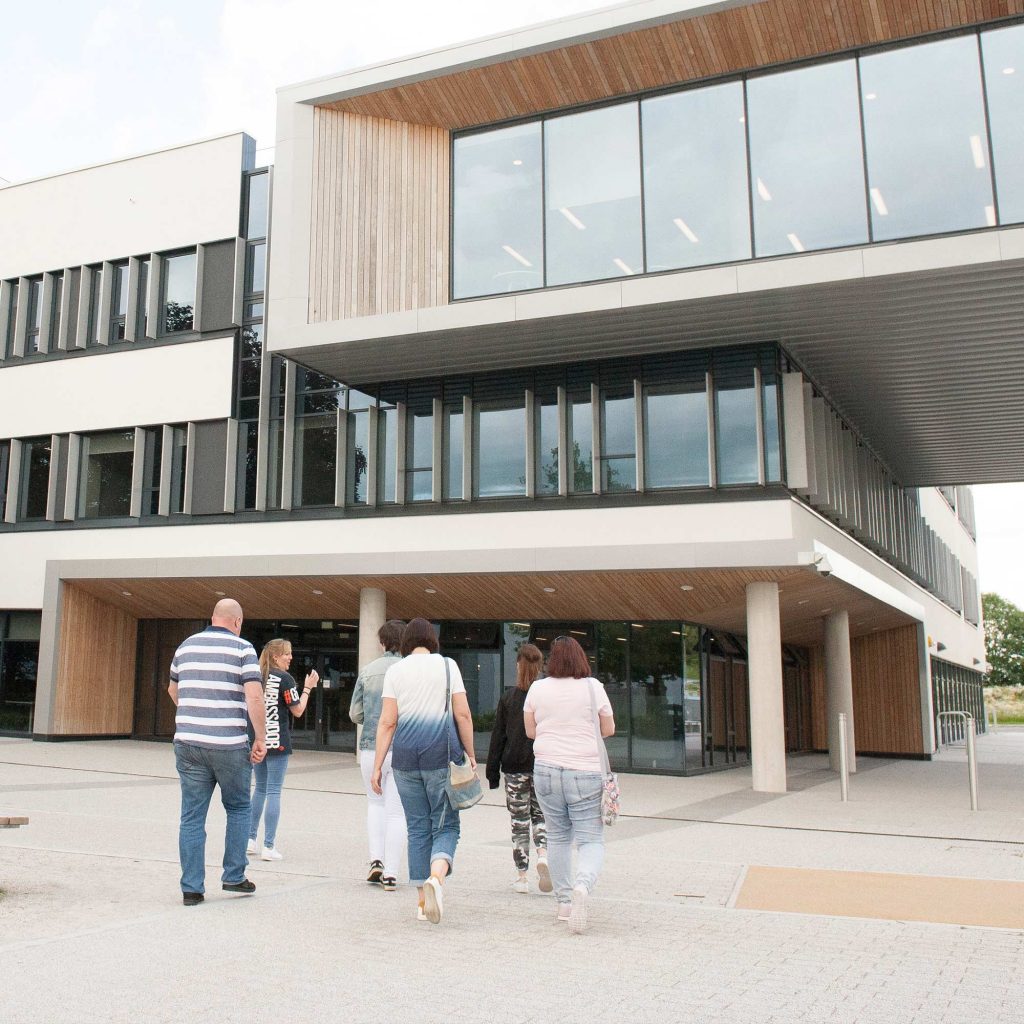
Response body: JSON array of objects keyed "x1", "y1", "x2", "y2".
[{"x1": 349, "y1": 653, "x2": 401, "y2": 751}]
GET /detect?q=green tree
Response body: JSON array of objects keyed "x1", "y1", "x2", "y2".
[{"x1": 981, "y1": 592, "x2": 1024, "y2": 687}]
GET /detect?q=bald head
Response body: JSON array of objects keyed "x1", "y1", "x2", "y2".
[{"x1": 211, "y1": 599, "x2": 244, "y2": 635}]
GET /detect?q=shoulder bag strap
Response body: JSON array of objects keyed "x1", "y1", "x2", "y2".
[
  {"x1": 444, "y1": 657, "x2": 452, "y2": 765},
  {"x1": 587, "y1": 679, "x2": 612, "y2": 776}
]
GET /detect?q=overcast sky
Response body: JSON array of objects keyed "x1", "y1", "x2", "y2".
[{"x1": 1, "y1": 0, "x2": 1021, "y2": 608}]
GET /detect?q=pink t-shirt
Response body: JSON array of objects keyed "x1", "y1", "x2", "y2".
[{"x1": 524, "y1": 676, "x2": 613, "y2": 772}]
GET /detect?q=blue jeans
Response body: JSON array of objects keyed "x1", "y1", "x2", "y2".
[
  {"x1": 533, "y1": 762, "x2": 604, "y2": 903},
  {"x1": 393, "y1": 766, "x2": 460, "y2": 885},
  {"x1": 174, "y1": 741, "x2": 252, "y2": 894},
  {"x1": 249, "y1": 753, "x2": 290, "y2": 848}
]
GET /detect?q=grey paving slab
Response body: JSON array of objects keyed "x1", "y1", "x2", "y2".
[{"x1": 1, "y1": 734, "x2": 1023, "y2": 1024}]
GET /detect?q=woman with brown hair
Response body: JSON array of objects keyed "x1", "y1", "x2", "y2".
[
  {"x1": 485, "y1": 643, "x2": 551, "y2": 896},
  {"x1": 247, "y1": 638, "x2": 319, "y2": 860},
  {"x1": 524, "y1": 635, "x2": 614, "y2": 933}
]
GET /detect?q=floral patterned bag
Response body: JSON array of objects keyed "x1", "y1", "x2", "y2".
[{"x1": 588, "y1": 680, "x2": 620, "y2": 826}]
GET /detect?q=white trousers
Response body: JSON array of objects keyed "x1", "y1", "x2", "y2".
[{"x1": 358, "y1": 748, "x2": 407, "y2": 880}]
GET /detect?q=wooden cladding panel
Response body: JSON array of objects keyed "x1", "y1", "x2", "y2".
[
  {"x1": 808, "y1": 626, "x2": 923, "y2": 755},
  {"x1": 850, "y1": 624, "x2": 924, "y2": 755},
  {"x1": 310, "y1": 110, "x2": 449, "y2": 322},
  {"x1": 53, "y1": 583, "x2": 137, "y2": 735},
  {"x1": 324, "y1": 0, "x2": 1024, "y2": 129}
]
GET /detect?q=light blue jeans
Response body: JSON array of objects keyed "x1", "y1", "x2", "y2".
[
  {"x1": 174, "y1": 741, "x2": 252, "y2": 894},
  {"x1": 393, "y1": 766, "x2": 460, "y2": 885},
  {"x1": 533, "y1": 761, "x2": 604, "y2": 904},
  {"x1": 249, "y1": 753, "x2": 290, "y2": 848}
]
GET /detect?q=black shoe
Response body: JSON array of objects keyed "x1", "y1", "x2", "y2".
[
  {"x1": 367, "y1": 860, "x2": 384, "y2": 884},
  {"x1": 222, "y1": 878, "x2": 256, "y2": 895},
  {"x1": 183, "y1": 892, "x2": 204, "y2": 906},
  {"x1": 381, "y1": 876, "x2": 397, "y2": 891}
]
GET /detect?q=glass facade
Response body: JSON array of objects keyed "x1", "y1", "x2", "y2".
[
  {"x1": 0, "y1": 612, "x2": 40, "y2": 735},
  {"x1": 451, "y1": 24, "x2": 1024, "y2": 299},
  {"x1": 20, "y1": 437, "x2": 51, "y2": 520},
  {"x1": 474, "y1": 400, "x2": 526, "y2": 498},
  {"x1": 162, "y1": 251, "x2": 196, "y2": 334},
  {"x1": 80, "y1": 430, "x2": 135, "y2": 519}
]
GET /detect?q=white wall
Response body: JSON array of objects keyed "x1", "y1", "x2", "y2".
[
  {"x1": 0, "y1": 336, "x2": 235, "y2": 437},
  {"x1": 0, "y1": 135, "x2": 248, "y2": 279}
]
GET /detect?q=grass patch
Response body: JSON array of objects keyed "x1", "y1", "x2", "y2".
[{"x1": 985, "y1": 685, "x2": 1024, "y2": 726}]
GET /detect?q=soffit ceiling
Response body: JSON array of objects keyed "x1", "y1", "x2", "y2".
[
  {"x1": 284, "y1": 255, "x2": 1024, "y2": 487},
  {"x1": 320, "y1": 0, "x2": 1024, "y2": 129},
  {"x1": 67, "y1": 567, "x2": 915, "y2": 648}
]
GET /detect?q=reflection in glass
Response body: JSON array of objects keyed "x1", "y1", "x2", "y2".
[
  {"x1": 265, "y1": 419, "x2": 283, "y2": 510},
  {"x1": 595, "y1": 622, "x2": 629, "y2": 769},
  {"x1": 715, "y1": 371, "x2": 758, "y2": 484},
  {"x1": 378, "y1": 406, "x2": 397, "y2": 503},
  {"x1": 26, "y1": 278, "x2": 42, "y2": 352},
  {"x1": 21, "y1": 438, "x2": 50, "y2": 520},
  {"x1": 111, "y1": 263, "x2": 129, "y2": 340},
  {"x1": 630, "y1": 623, "x2": 685, "y2": 770},
  {"x1": 247, "y1": 242, "x2": 266, "y2": 295},
  {"x1": 474, "y1": 401, "x2": 526, "y2": 498},
  {"x1": 346, "y1": 408, "x2": 369, "y2": 505},
  {"x1": 246, "y1": 171, "x2": 269, "y2": 238},
  {"x1": 235, "y1": 421, "x2": 259, "y2": 511},
  {"x1": 136, "y1": 259, "x2": 150, "y2": 338},
  {"x1": 545, "y1": 103, "x2": 643, "y2": 285},
  {"x1": 453, "y1": 123, "x2": 543, "y2": 298},
  {"x1": 407, "y1": 408, "x2": 434, "y2": 501},
  {"x1": 600, "y1": 392, "x2": 636, "y2": 493},
  {"x1": 81, "y1": 430, "x2": 134, "y2": 518},
  {"x1": 48, "y1": 274, "x2": 63, "y2": 350},
  {"x1": 982, "y1": 25, "x2": 1024, "y2": 224},
  {"x1": 535, "y1": 398, "x2": 559, "y2": 495},
  {"x1": 163, "y1": 252, "x2": 197, "y2": 333},
  {"x1": 569, "y1": 397, "x2": 593, "y2": 493},
  {"x1": 861, "y1": 37, "x2": 993, "y2": 240},
  {"x1": 644, "y1": 384, "x2": 709, "y2": 488},
  {"x1": 642, "y1": 82, "x2": 751, "y2": 270},
  {"x1": 444, "y1": 407, "x2": 464, "y2": 499},
  {"x1": 762, "y1": 379, "x2": 781, "y2": 482},
  {"x1": 747, "y1": 60, "x2": 868, "y2": 256},
  {"x1": 294, "y1": 414, "x2": 336, "y2": 507},
  {"x1": 88, "y1": 267, "x2": 103, "y2": 345}
]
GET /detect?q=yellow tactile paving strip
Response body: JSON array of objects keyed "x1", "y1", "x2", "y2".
[{"x1": 735, "y1": 866, "x2": 1024, "y2": 929}]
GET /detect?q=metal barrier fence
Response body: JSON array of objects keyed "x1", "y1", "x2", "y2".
[
  {"x1": 931, "y1": 656, "x2": 986, "y2": 745},
  {"x1": 935, "y1": 710, "x2": 979, "y2": 811}
]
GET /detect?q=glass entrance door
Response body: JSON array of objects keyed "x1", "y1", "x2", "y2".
[{"x1": 289, "y1": 648, "x2": 357, "y2": 751}]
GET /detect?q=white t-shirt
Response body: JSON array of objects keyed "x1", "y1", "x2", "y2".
[
  {"x1": 524, "y1": 676, "x2": 613, "y2": 772},
  {"x1": 382, "y1": 653, "x2": 466, "y2": 770}
]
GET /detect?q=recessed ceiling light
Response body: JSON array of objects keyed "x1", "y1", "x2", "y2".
[
  {"x1": 673, "y1": 217, "x2": 699, "y2": 244},
  {"x1": 612, "y1": 257, "x2": 635, "y2": 275},
  {"x1": 512, "y1": 158, "x2": 523, "y2": 165},
  {"x1": 543, "y1": 587, "x2": 556, "y2": 593},
  {"x1": 214, "y1": 590, "x2": 226, "y2": 597},
  {"x1": 756, "y1": 177, "x2": 772, "y2": 202},
  {"x1": 870, "y1": 187, "x2": 889, "y2": 217},
  {"x1": 787, "y1": 232, "x2": 805, "y2": 253},
  {"x1": 121, "y1": 591, "x2": 132, "y2": 597},
  {"x1": 985, "y1": 204, "x2": 996, "y2": 227},
  {"x1": 969, "y1": 134, "x2": 986, "y2": 170},
  {"x1": 424, "y1": 587, "x2": 437, "y2": 594},
  {"x1": 311, "y1": 589, "x2": 323, "y2": 595},
  {"x1": 1003, "y1": 67, "x2": 1015, "y2": 75},
  {"x1": 502, "y1": 244, "x2": 532, "y2": 268},
  {"x1": 797, "y1": 599, "x2": 809, "y2": 605},
  {"x1": 865, "y1": 91, "x2": 877, "y2": 100},
  {"x1": 679, "y1": 584, "x2": 694, "y2": 592},
  {"x1": 558, "y1": 206, "x2": 586, "y2": 230}
]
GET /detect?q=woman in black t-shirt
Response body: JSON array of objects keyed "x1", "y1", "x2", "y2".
[
  {"x1": 247, "y1": 638, "x2": 319, "y2": 861},
  {"x1": 485, "y1": 643, "x2": 551, "y2": 895}
]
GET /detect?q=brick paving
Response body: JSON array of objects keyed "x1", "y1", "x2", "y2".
[{"x1": 1, "y1": 735, "x2": 1022, "y2": 1024}]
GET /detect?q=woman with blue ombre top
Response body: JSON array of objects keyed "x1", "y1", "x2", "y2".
[{"x1": 372, "y1": 617, "x2": 477, "y2": 925}]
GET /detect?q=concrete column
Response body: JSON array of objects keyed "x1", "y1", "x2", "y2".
[
  {"x1": 358, "y1": 588, "x2": 387, "y2": 671},
  {"x1": 746, "y1": 581, "x2": 787, "y2": 793},
  {"x1": 824, "y1": 610, "x2": 857, "y2": 773}
]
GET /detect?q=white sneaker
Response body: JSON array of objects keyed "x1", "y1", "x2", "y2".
[
  {"x1": 246, "y1": 838, "x2": 258, "y2": 856},
  {"x1": 536, "y1": 856, "x2": 553, "y2": 893},
  {"x1": 556, "y1": 903, "x2": 571, "y2": 923},
  {"x1": 416, "y1": 905, "x2": 427, "y2": 922},
  {"x1": 261, "y1": 846, "x2": 283, "y2": 861},
  {"x1": 511, "y1": 877, "x2": 529, "y2": 895},
  {"x1": 569, "y1": 886, "x2": 588, "y2": 934},
  {"x1": 423, "y1": 876, "x2": 444, "y2": 924}
]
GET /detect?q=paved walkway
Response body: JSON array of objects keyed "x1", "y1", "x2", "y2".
[{"x1": 1, "y1": 732, "x2": 1022, "y2": 1023}]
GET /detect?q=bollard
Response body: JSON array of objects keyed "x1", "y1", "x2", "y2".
[
  {"x1": 838, "y1": 711, "x2": 849, "y2": 803},
  {"x1": 965, "y1": 715, "x2": 979, "y2": 811}
]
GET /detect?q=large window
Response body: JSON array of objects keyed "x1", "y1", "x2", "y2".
[
  {"x1": 406, "y1": 402, "x2": 434, "y2": 501},
  {"x1": 0, "y1": 612, "x2": 40, "y2": 735},
  {"x1": 443, "y1": 403, "x2": 464, "y2": 500},
  {"x1": 48, "y1": 272, "x2": 63, "y2": 350},
  {"x1": 642, "y1": 81, "x2": 751, "y2": 270},
  {"x1": 25, "y1": 277, "x2": 43, "y2": 353},
  {"x1": 20, "y1": 437, "x2": 51, "y2": 520},
  {"x1": 861, "y1": 36, "x2": 993, "y2": 240},
  {"x1": 534, "y1": 392, "x2": 559, "y2": 495},
  {"x1": 644, "y1": 381, "x2": 709, "y2": 488},
  {"x1": 80, "y1": 430, "x2": 134, "y2": 519},
  {"x1": 110, "y1": 262, "x2": 129, "y2": 341},
  {"x1": 714, "y1": 366, "x2": 759, "y2": 485},
  {"x1": 600, "y1": 388, "x2": 636, "y2": 493},
  {"x1": 453, "y1": 123, "x2": 544, "y2": 298},
  {"x1": 982, "y1": 24, "x2": 1024, "y2": 225},
  {"x1": 86, "y1": 266, "x2": 103, "y2": 346},
  {"x1": 473, "y1": 400, "x2": 526, "y2": 498},
  {"x1": 544, "y1": 103, "x2": 643, "y2": 286},
  {"x1": 162, "y1": 251, "x2": 197, "y2": 334},
  {"x1": 346, "y1": 390, "x2": 373, "y2": 505},
  {"x1": 747, "y1": 59, "x2": 868, "y2": 256},
  {"x1": 293, "y1": 375, "x2": 340, "y2": 508},
  {"x1": 3, "y1": 281, "x2": 18, "y2": 358},
  {"x1": 568, "y1": 394, "x2": 594, "y2": 493}
]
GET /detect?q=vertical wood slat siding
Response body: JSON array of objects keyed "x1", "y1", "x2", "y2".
[
  {"x1": 809, "y1": 624, "x2": 924, "y2": 756},
  {"x1": 309, "y1": 109, "x2": 449, "y2": 323},
  {"x1": 53, "y1": 584, "x2": 137, "y2": 735}
]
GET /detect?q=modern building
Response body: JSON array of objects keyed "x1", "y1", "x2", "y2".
[{"x1": 2, "y1": 0, "x2": 1020, "y2": 791}]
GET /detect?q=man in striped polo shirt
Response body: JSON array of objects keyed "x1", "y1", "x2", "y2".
[{"x1": 168, "y1": 598, "x2": 267, "y2": 906}]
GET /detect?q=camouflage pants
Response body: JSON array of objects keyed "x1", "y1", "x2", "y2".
[{"x1": 504, "y1": 772, "x2": 546, "y2": 871}]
